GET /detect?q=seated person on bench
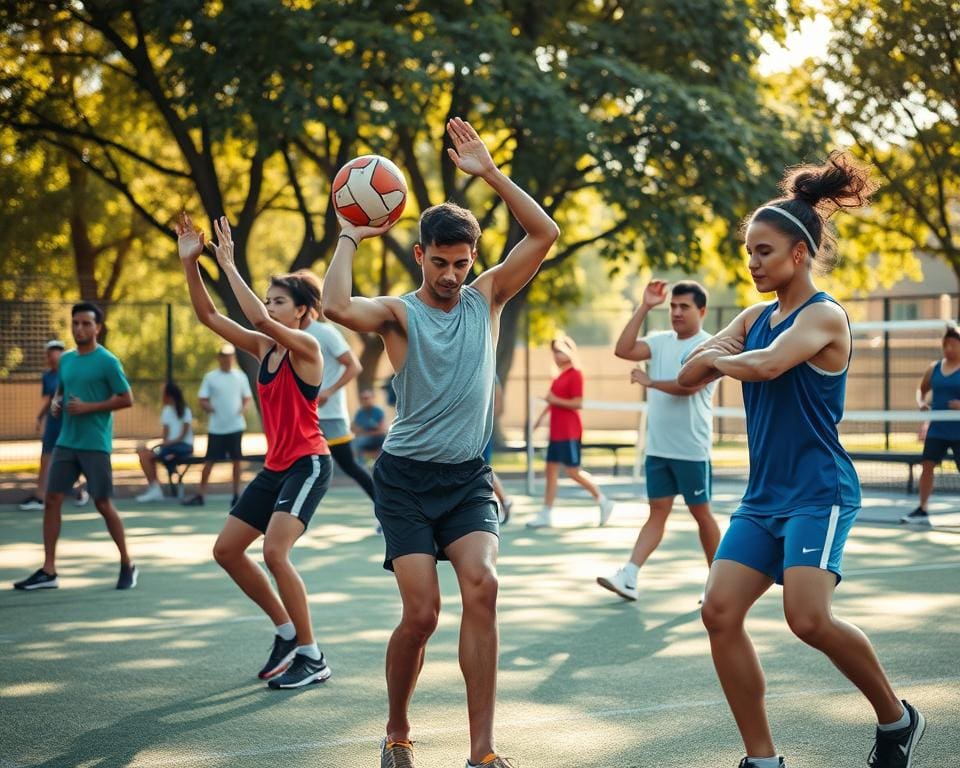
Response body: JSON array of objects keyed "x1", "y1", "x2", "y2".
[
  {"x1": 352, "y1": 388, "x2": 387, "y2": 461},
  {"x1": 136, "y1": 382, "x2": 194, "y2": 502}
]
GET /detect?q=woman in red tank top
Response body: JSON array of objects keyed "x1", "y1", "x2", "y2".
[{"x1": 177, "y1": 212, "x2": 334, "y2": 689}]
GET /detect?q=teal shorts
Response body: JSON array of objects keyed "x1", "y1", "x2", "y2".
[
  {"x1": 715, "y1": 504, "x2": 859, "y2": 585},
  {"x1": 644, "y1": 455, "x2": 711, "y2": 504}
]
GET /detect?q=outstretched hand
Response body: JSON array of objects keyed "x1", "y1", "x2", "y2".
[
  {"x1": 336, "y1": 213, "x2": 395, "y2": 244},
  {"x1": 642, "y1": 280, "x2": 669, "y2": 309},
  {"x1": 176, "y1": 212, "x2": 205, "y2": 261},
  {"x1": 212, "y1": 216, "x2": 236, "y2": 269},
  {"x1": 446, "y1": 117, "x2": 495, "y2": 177}
]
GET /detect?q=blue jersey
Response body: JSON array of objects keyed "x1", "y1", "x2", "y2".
[
  {"x1": 926, "y1": 361, "x2": 960, "y2": 440},
  {"x1": 739, "y1": 292, "x2": 860, "y2": 515}
]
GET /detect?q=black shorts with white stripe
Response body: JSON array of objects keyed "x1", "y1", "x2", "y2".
[{"x1": 230, "y1": 454, "x2": 332, "y2": 534}]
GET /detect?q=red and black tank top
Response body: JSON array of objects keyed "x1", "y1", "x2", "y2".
[{"x1": 257, "y1": 348, "x2": 329, "y2": 471}]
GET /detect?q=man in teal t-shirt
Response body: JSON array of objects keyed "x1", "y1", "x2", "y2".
[{"x1": 13, "y1": 302, "x2": 138, "y2": 592}]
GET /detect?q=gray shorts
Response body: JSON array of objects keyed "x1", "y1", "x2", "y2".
[{"x1": 48, "y1": 447, "x2": 113, "y2": 499}]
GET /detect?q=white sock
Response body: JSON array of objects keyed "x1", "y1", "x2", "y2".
[
  {"x1": 275, "y1": 622, "x2": 296, "y2": 641},
  {"x1": 541, "y1": 506, "x2": 553, "y2": 515},
  {"x1": 597, "y1": 493, "x2": 608, "y2": 504},
  {"x1": 878, "y1": 704, "x2": 909, "y2": 731},
  {"x1": 149, "y1": 481, "x2": 161, "y2": 490},
  {"x1": 623, "y1": 562, "x2": 639, "y2": 584},
  {"x1": 296, "y1": 642, "x2": 321, "y2": 660},
  {"x1": 745, "y1": 757, "x2": 780, "y2": 768}
]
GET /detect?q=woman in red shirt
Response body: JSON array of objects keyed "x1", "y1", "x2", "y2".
[
  {"x1": 178, "y1": 212, "x2": 332, "y2": 690},
  {"x1": 528, "y1": 336, "x2": 615, "y2": 528}
]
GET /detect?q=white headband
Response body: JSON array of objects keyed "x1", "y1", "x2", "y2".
[{"x1": 756, "y1": 206, "x2": 818, "y2": 257}]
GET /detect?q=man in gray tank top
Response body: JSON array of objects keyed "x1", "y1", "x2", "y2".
[{"x1": 324, "y1": 117, "x2": 559, "y2": 768}]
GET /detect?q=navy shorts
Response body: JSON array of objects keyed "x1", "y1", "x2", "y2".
[
  {"x1": 205, "y1": 431, "x2": 243, "y2": 461},
  {"x1": 645, "y1": 455, "x2": 711, "y2": 504},
  {"x1": 921, "y1": 436, "x2": 960, "y2": 469},
  {"x1": 41, "y1": 420, "x2": 61, "y2": 454},
  {"x1": 373, "y1": 451, "x2": 499, "y2": 571},
  {"x1": 230, "y1": 454, "x2": 331, "y2": 534},
  {"x1": 715, "y1": 504, "x2": 859, "y2": 585},
  {"x1": 546, "y1": 439, "x2": 581, "y2": 467}
]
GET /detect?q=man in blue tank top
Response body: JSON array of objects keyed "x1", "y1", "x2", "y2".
[
  {"x1": 324, "y1": 117, "x2": 559, "y2": 768},
  {"x1": 678, "y1": 153, "x2": 924, "y2": 768},
  {"x1": 901, "y1": 325, "x2": 960, "y2": 524}
]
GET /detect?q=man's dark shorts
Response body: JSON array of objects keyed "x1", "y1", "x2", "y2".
[
  {"x1": 921, "y1": 435, "x2": 960, "y2": 470},
  {"x1": 206, "y1": 431, "x2": 243, "y2": 461},
  {"x1": 48, "y1": 447, "x2": 113, "y2": 499},
  {"x1": 373, "y1": 452, "x2": 499, "y2": 571},
  {"x1": 230, "y1": 454, "x2": 332, "y2": 534}
]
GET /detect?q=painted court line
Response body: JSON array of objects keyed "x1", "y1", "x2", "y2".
[{"x1": 131, "y1": 675, "x2": 960, "y2": 766}]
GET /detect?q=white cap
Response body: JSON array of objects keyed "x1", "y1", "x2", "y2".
[
  {"x1": 218, "y1": 343, "x2": 236, "y2": 356},
  {"x1": 45, "y1": 339, "x2": 66, "y2": 351}
]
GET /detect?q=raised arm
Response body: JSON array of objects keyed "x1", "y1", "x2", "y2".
[
  {"x1": 917, "y1": 362, "x2": 935, "y2": 409},
  {"x1": 177, "y1": 212, "x2": 270, "y2": 359},
  {"x1": 614, "y1": 280, "x2": 669, "y2": 361},
  {"x1": 448, "y1": 118, "x2": 560, "y2": 307}
]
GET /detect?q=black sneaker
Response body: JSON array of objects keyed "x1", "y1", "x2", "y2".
[
  {"x1": 899, "y1": 507, "x2": 929, "y2": 524},
  {"x1": 266, "y1": 652, "x2": 331, "y2": 688},
  {"x1": 117, "y1": 564, "x2": 138, "y2": 589},
  {"x1": 868, "y1": 700, "x2": 925, "y2": 768},
  {"x1": 182, "y1": 494, "x2": 205, "y2": 506},
  {"x1": 738, "y1": 759, "x2": 785, "y2": 768},
  {"x1": 17, "y1": 495, "x2": 44, "y2": 511},
  {"x1": 257, "y1": 635, "x2": 298, "y2": 680},
  {"x1": 13, "y1": 568, "x2": 58, "y2": 590}
]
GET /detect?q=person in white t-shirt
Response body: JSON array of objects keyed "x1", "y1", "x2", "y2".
[
  {"x1": 305, "y1": 311, "x2": 378, "y2": 508},
  {"x1": 597, "y1": 280, "x2": 720, "y2": 601},
  {"x1": 136, "y1": 382, "x2": 195, "y2": 501},
  {"x1": 183, "y1": 344, "x2": 253, "y2": 507}
]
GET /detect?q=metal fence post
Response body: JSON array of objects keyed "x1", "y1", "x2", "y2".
[{"x1": 166, "y1": 303, "x2": 174, "y2": 384}]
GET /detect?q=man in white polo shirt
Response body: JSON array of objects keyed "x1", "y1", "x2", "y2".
[
  {"x1": 184, "y1": 344, "x2": 252, "y2": 507},
  {"x1": 597, "y1": 279, "x2": 720, "y2": 602}
]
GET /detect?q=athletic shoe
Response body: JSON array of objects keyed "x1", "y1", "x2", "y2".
[
  {"x1": 899, "y1": 507, "x2": 929, "y2": 524},
  {"x1": 17, "y1": 495, "x2": 44, "y2": 511},
  {"x1": 135, "y1": 485, "x2": 164, "y2": 503},
  {"x1": 466, "y1": 755, "x2": 517, "y2": 768},
  {"x1": 596, "y1": 568, "x2": 638, "y2": 601},
  {"x1": 74, "y1": 487, "x2": 90, "y2": 507},
  {"x1": 267, "y1": 652, "x2": 331, "y2": 688},
  {"x1": 526, "y1": 508, "x2": 553, "y2": 529},
  {"x1": 380, "y1": 737, "x2": 415, "y2": 768},
  {"x1": 116, "y1": 564, "x2": 138, "y2": 590},
  {"x1": 499, "y1": 499, "x2": 513, "y2": 525},
  {"x1": 868, "y1": 700, "x2": 925, "y2": 768},
  {"x1": 14, "y1": 568, "x2": 59, "y2": 590},
  {"x1": 737, "y1": 759, "x2": 785, "y2": 768},
  {"x1": 182, "y1": 494, "x2": 205, "y2": 507},
  {"x1": 258, "y1": 635, "x2": 298, "y2": 680},
  {"x1": 598, "y1": 494, "x2": 615, "y2": 526}
]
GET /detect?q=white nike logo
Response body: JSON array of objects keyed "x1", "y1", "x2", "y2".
[
  {"x1": 899, "y1": 744, "x2": 910, "y2": 756},
  {"x1": 278, "y1": 498, "x2": 290, "y2": 505},
  {"x1": 802, "y1": 546, "x2": 822, "y2": 554},
  {"x1": 694, "y1": 488, "x2": 705, "y2": 495},
  {"x1": 483, "y1": 518, "x2": 499, "y2": 524}
]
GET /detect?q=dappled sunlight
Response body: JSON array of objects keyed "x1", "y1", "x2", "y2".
[
  {"x1": 2, "y1": 681, "x2": 66, "y2": 697},
  {"x1": 115, "y1": 658, "x2": 181, "y2": 670}
]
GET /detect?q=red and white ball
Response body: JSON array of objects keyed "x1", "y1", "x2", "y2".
[{"x1": 331, "y1": 155, "x2": 408, "y2": 227}]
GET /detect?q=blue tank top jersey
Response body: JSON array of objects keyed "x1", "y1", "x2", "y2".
[
  {"x1": 739, "y1": 292, "x2": 861, "y2": 515},
  {"x1": 926, "y1": 361, "x2": 960, "y2": 440}
]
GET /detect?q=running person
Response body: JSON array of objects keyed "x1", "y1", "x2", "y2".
[
  {"x1": 901, "y1": 325, "x2": 960, "y2": 524},
  {"x1": 597, "y1": 279, "x2": 719, "y2": 601},
  {"x1": 324, "y1": 117, "x2": 559, "y2": 768},
  {"x1": 677, "y1": 153, "x2": 924, "y2": 768},
  {"x1": 177, "y1": 212, "x2": 333, "y2": 689},
  {"x1": 527, "y1": 335, "x2": 615, "y2": 528}
]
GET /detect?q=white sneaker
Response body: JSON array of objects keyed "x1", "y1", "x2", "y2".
[
  {"x1": 135, "y1": 484, "x2": 164, "y2": 503},
  {"x1": 596, "y1": 568, "x2": 638, "y2": 601},
  {"x1": 74, "y1": 488, "x2": 90, "y2": 507},
  {"x1": 598, "y1": 495, "x2": 615, "y2": 526},
  {"x1": 526, "y1": 508, "x2": 553, "y2": 529}
]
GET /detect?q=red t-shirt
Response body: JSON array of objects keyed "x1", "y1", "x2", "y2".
[
  {"x1": 258, "y1": 352, "x2": 329, "y2": 471},
  {"x1": 549, "y1": 367, "x2": 583, "y2": 441}
]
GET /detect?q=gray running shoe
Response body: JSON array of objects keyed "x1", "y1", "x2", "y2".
[{"x1": 380, "y1": 737, "x2": 415, "y2": 768}]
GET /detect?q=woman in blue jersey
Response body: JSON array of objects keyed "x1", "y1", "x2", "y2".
[
  {"x1": 901, "y1": 325, "x2": 960, "y2": 524},
  {"x1": 678, "y1": 153, "x2": 924, "y2": 768}
]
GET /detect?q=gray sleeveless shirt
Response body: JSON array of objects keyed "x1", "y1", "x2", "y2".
[{"x1": 382, "y1": 286, "x2": 495, "y2": 463}]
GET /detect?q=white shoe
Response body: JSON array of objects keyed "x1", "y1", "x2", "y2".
[
  {"x1": 135, "y1": 485, "x2": 164, "y2": 502},
  {"x1": 526, "y1": 508, "x2": 553, "y2": 529},
  {"x1": 597, "y1": 568, "x2": 638, "y2": 601},
  {"x1": 74, "y1": 488, "x2": 90, "y2": 507},
  {"x1": 598, "y1": 495, "x2": 615, "y2": 526}
]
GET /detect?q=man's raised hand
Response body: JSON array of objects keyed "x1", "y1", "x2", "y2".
[{"x1": 446, "y1": 117, "x2": 495, "y2": 178}]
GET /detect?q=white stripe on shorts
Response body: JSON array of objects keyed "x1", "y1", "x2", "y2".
[
  {"x1": 820, "y1": 504, "x2": 840, "y2": 570},
  {"x1": 290, "y1": 456, "x2": 321, "y2": 519}
]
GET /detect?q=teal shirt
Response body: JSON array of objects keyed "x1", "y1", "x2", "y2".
[{"x1": 56, "y1": 346, "x2": 131, "y2": 454}]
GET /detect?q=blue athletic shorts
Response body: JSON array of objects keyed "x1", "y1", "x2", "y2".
[
  {"x1": 546, "y1": 439, "x2": 581, "y2": 467},
  {"x1": 715, "y1": 504, "x2": 859, "y2": 585},
  {"x1": 645, "y1": 455, "x2": 711, "y2": 503}
]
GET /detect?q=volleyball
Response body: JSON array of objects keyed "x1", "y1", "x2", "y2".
[{"x1": 331, "y1": 155, "x2": 408, "y2": 227}]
